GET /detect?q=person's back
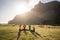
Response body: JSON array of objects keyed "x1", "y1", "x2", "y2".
[
  {"x1": 23, "y1": 25, "x2": 26, "y2": 30},
  {"x1": 29, "y1": 25, "x2": 31, "y2": 30},
  {"x1": 32, "y1": 26, "x2": 35, "y2": 32}
]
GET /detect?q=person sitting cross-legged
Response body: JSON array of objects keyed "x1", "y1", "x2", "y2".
[
  {"x1": 32, "y1": 26, "x2": 35, "y2": 32},
  {"x1": 23, "y1": 25, "x2": 26, "y2": 30},
  {"x1": 29, "y1": 25, "x2": 31, "y2": 31}
]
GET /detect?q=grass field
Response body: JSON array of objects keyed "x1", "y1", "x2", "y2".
[{"x1": 0, "y1": 25, "x2": 60, "y2": 40}]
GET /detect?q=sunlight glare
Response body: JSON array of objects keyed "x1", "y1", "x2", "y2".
[{"x1": 15, "y1": 4, "x2": 30, "y2": 14}]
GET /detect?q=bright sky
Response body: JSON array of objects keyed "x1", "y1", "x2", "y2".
[{"x1": 0, "y1": 0, "x2": 60, "y2": 23}]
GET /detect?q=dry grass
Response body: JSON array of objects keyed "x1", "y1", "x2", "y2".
[{"x1": 0, "y1": 25, "x2": 60, "y2": 40}]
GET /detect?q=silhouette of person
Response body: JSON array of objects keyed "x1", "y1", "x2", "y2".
[
  {"x1": 29, "y1": 25, "x2": 31, "y2": 30},
  {"x1": 32, "y1": 26, "x2": 35, "y2": 32},
  {"x1": 23, "y1": 25, "x2": 26, "y2": 30}
]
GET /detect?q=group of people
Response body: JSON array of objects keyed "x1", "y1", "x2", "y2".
[
  {"x1": 17, "y1": 25, "x2": 35, "y2": 40},
  {"x1": 19, "y1": 25, "x2": 35, "y2": 32}
]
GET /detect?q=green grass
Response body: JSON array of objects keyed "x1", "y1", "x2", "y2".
[{"x1": 0, "y1": 25, "x2": 60, "y2": 40}]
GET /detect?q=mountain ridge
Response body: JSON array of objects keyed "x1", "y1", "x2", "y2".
[{"x1": 8, "y1": 1, "x2": 60, "y2": 25}]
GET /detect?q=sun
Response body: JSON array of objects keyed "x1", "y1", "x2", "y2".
[{"x1": 15, "y1": 4, "x2": 30, "y2": 14}]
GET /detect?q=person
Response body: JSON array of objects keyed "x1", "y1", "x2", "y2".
[
  {"x1": 32, "y1": 26, "x2": 35, "y2": 32},
  {"x1": 23, "y1": 25, "x2": 26, "y2": 30},
  {"x1": 29, "y1": 25, "x2": 31, "y2": 30}
]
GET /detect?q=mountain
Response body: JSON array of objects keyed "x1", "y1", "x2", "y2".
[{"x1": 8, "y1": 1, "x2": 60, "y2": 25}]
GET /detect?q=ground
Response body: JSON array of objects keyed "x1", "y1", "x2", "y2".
[{"x1": 0, "y1": 25, "x2": 60, "y2": 40}]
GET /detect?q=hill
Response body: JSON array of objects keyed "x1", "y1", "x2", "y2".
[{"x1": 8, "y1": 1, "x2": 60, "y2": 25}]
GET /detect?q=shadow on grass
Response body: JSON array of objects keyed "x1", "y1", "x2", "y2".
[
  {"x1": 22, "y1": 29, "x2": 28, "y2": 35},
  {"x1": 17, "y1": 30, "x2": 21, "y2": 40},
  {"x1": 17, "y1": 29, "x2": 29, "y2": 40},
  {"x1": 30, "y1": 30, "x2": 38, "y2": 38},
  {"x1": 34, "y1": 32, "x2": 41, "y2": 37},
  {"x1": 17, "y1": 29, "x2": 41, "y2": 40},
  {"x1": 30, "y1": 30, "x2": 41, "y2": 38}
]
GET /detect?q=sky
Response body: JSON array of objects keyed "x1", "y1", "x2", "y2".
[{"x1": 0, "y1": 0, "x2": 60, "y2": 23}]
